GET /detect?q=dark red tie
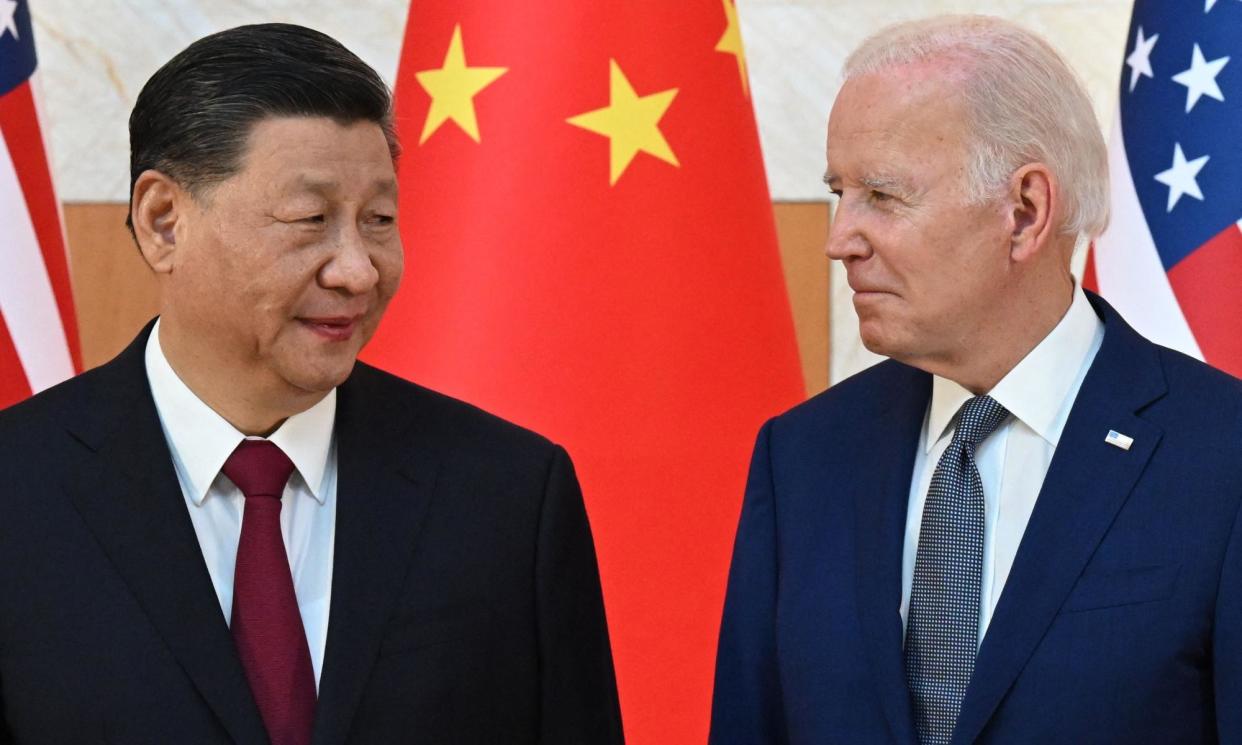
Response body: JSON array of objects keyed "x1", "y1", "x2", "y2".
[{"x1": 223, "y1": 440, "x2": 316, "y2": 745}]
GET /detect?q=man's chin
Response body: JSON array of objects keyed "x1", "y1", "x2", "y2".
[
  {"x1": 857, "y1": 320, "x2": 893, "y2": 356},
  {"x1": 284, "y1": 357, "x2": 357, "y2": 395}
]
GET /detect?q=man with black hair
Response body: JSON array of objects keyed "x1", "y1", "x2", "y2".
[{"x1": 0, "y1": 24, "x2": 623, "y2": 745}]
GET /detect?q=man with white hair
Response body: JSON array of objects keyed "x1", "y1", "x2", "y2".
[{"x1": 710, "y1": 15, "x2": 1242, "y2": 745}]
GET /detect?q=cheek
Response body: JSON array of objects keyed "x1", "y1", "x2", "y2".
[
  {"x1": 231, "y1": 263, "x2": 325, "y2": 333},
  {"x1": 172, "y1": 245, "x2": 241, "y2": 311},
  {"x1": 375, "y1": 245, "x2": 405, "y2": 301},
  {"x1": 247, "y1": 259, "x2": 306, "y2": 298}
]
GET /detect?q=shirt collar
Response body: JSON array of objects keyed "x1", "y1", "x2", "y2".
[
  {"x1": 144, "y1": 318, "x2": 336, "y2": 505},
  {"x1": 926, "y1": 285, "x2": 1103, "y2": 452}
]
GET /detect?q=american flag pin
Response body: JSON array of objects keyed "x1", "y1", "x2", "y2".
[{"x1": 1105, "y1": 430, "x2": 1134, "y2": 451}]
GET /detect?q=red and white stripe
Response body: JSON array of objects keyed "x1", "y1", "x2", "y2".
[
  {"x1": 0, "y1": 74, "x2": 78, "y2": 409},
  {"x1": 1091, "y1": 110, "x2": 1242, "y2": 378},
  {"x1": 1091, "y1": 111, "x2": 1204, "y2": 361}
]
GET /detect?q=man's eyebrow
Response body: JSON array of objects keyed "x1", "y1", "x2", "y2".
[
  {"x1": 372, "y1": 177, "x2": 398, "y2": 197},
  {"x1": 292, "y1": 176, "x2": 337, "y2": 195},
  {"x1": 821, "y1": 171, "x2": 910, "y2": 193},
  {"x1": 291, "y1": 176, "x2": 398, "y2": 197},
  {"x1": 860, "y1": 175, "x2": 908, "y2": 192}
]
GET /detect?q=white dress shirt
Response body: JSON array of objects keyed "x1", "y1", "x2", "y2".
[
  {"x1": 900, "y1": 286, "x2": 1104, "y2": 644},
  {"x1": 144, "y1": 319, "x2": 337, "y2": 687}
]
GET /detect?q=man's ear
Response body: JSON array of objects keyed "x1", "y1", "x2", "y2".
[
  {"x1": 1007, "y1": 163, "x2": 1057, "y2": 263},
  {"x1": 130, "y1": 170, "x2": 187, "y2": 274}
]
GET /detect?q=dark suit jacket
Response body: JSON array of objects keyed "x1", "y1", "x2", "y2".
[
  {"x1": 710, "y1": 294, "x2": 1242, "y2": 744},
  {"x1": 0, "y1": 323, "x2": 624, "y2": 744}
]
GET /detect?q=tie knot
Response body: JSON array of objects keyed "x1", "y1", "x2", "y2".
[
  {"x1": 222, "y1": 440, "x2": 294, "y2": 499},
  {"x1": 951, "y1": 395, "x2": 1010, "y2": 448}
]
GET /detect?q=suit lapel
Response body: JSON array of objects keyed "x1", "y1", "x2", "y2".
[
  {"x1": 63, "y1": 324, "x2": 269, "y2": 745},
  {"x1": 312, "y1": 366, "x2": 440, "y2": 745},
  {"x1": 953, "y1": 296, "x2": 1167, "y2": 745},
  {"x1": 853, "y1": 362, "x2": 930, "y2": 745}
]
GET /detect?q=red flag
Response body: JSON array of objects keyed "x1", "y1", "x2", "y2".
[
  {"x1": 365, "y1": 1, "x2": 805, "y2": 742},
  {"x1": 0, "y1": 0, "x2": 80, "y2": 409}
]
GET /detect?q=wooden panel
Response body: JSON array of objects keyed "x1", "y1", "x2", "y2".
[
  {"x1": 63, "y1": 202, "x2": 833, "y2": 392},
  {"x1": 773, "y1": 202, "x2": 831, "y2": 397},
  {"x1": 63, "y1": 203, "x2": 160, "y2": 369}
]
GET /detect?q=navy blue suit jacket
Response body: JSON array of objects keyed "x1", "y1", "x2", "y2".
[{"x1": 710, "y1": 294, "x2": 1242, "y2": 744}]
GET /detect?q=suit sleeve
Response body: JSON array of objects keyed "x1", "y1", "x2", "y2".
[
  {"x1": 534, "y1": 445, "x2": 625, "y2": 745},
  {"x1": 1214, "y1": 493, "x2": 1242, "y2": 742},
  {"x1": 709, "y1": 419, "x2": 788, "y2": 745}
]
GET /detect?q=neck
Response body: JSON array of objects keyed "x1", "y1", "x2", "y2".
[
  {"x1": 157, "y1": 317, "x2": 324, "y2": 436},
  {"x1": 924, "y1": 275, "x2": 1076, "y2": 395}
]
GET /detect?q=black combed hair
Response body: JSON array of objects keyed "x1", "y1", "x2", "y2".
[{"x1": 126, "y1": 22, "x2": 398, "y2": 232}]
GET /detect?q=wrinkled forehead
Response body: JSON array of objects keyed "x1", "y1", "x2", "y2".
[
  {"x1": 234, "y1": 116, "x2": 397, "y2": 183},
  {"x1": 825, "y1": 63, "x2": 973, "y2": 181},
  {"x1": 830, "y1": 59, "x2": 971, "y2": 132}
]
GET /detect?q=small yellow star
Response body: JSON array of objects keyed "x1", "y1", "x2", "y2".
[
  {"x1": 566, "y1": 60, "x2": 679, "y2": 185},
  {"x1": 715, "y1": 0, "x2": 749, "y2": 97},
  {"x1": 414, "y1": 24, "x2": 507, "y2": 145}
]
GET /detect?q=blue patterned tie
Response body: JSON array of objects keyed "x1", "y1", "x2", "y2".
[{"x1": 905, "y1": 395, "x2": 1010, "y2": 745}]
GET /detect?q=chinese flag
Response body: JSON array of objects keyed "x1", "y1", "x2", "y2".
[{"x1": 365, "y1": 1, "x2": 805, "y2": 742}]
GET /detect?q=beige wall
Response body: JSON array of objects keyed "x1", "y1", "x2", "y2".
[{"x1": 32, "y1": 1, "x2": 1132, "y2": 206}]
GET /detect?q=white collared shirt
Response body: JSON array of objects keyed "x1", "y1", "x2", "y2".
[
  {"x1": 144, "y1": 319, "x2": 337, "y2": 687},
  {"x1": 900, "y1": 285, "x2": 1104, "y2": 644}
]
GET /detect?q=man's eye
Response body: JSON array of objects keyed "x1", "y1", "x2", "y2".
[
  {"x1": 371, "y1": 214, "x2": 395, "y2": 225},
  {"x1": 869, "y1": 190, "x2": 891, "y2": 202},
  {"x1": 302, "y1": 215, "x2": 326, "y2": 224}
]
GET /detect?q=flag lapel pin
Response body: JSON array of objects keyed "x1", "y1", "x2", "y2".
[{"x1": 1105, "y1": 430, "x2": 1134, "y2": 451}]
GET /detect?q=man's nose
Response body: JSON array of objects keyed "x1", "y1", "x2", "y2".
[
  {"x1": 320, "y1": 224, "x2": 380, "y2": 294},
  {"x1": 824, "y1": 202, "x2": 870, "y2": 262}
]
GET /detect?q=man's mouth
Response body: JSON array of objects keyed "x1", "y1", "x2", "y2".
[{"x1": 299, "y1": 315, "x2": 361, "y2": 341}]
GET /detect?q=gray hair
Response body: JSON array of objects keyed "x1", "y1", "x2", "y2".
[{"x1": 844, "y1": 15, "x2": 1109, "y2": 239}]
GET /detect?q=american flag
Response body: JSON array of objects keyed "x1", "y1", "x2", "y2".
[
  {"x1": 1087, "y1": 0, "x2": 1241, "y2": 378},
  {"x1": 0, "y1": 0, "x2": 79, "y2": 409}
]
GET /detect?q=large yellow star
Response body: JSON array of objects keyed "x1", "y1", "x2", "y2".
[
  {"x1": 414, "y1": 24, "x2": 507, "y2": 145},
  {"x1": 566, "y1": 60, "x2": 679, "y2": 186},
  {"x1": 715, "y1": 0, "x2": 750, "y2": 97}
]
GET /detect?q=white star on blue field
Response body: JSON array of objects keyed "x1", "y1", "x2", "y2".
[{"x1": 1121, "y1": 0, "x2": 1240, "y2": 269}]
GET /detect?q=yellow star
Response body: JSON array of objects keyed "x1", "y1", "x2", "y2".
[
  {"x1": 414, "y1": 24, "x2": 507, "y2": 145},
  {"x1": 715, "y1": 0, "x2": 749, "y2": 97},
  {"x1": 566, "y1": 60, "x2": 679, "y2": 185}
]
